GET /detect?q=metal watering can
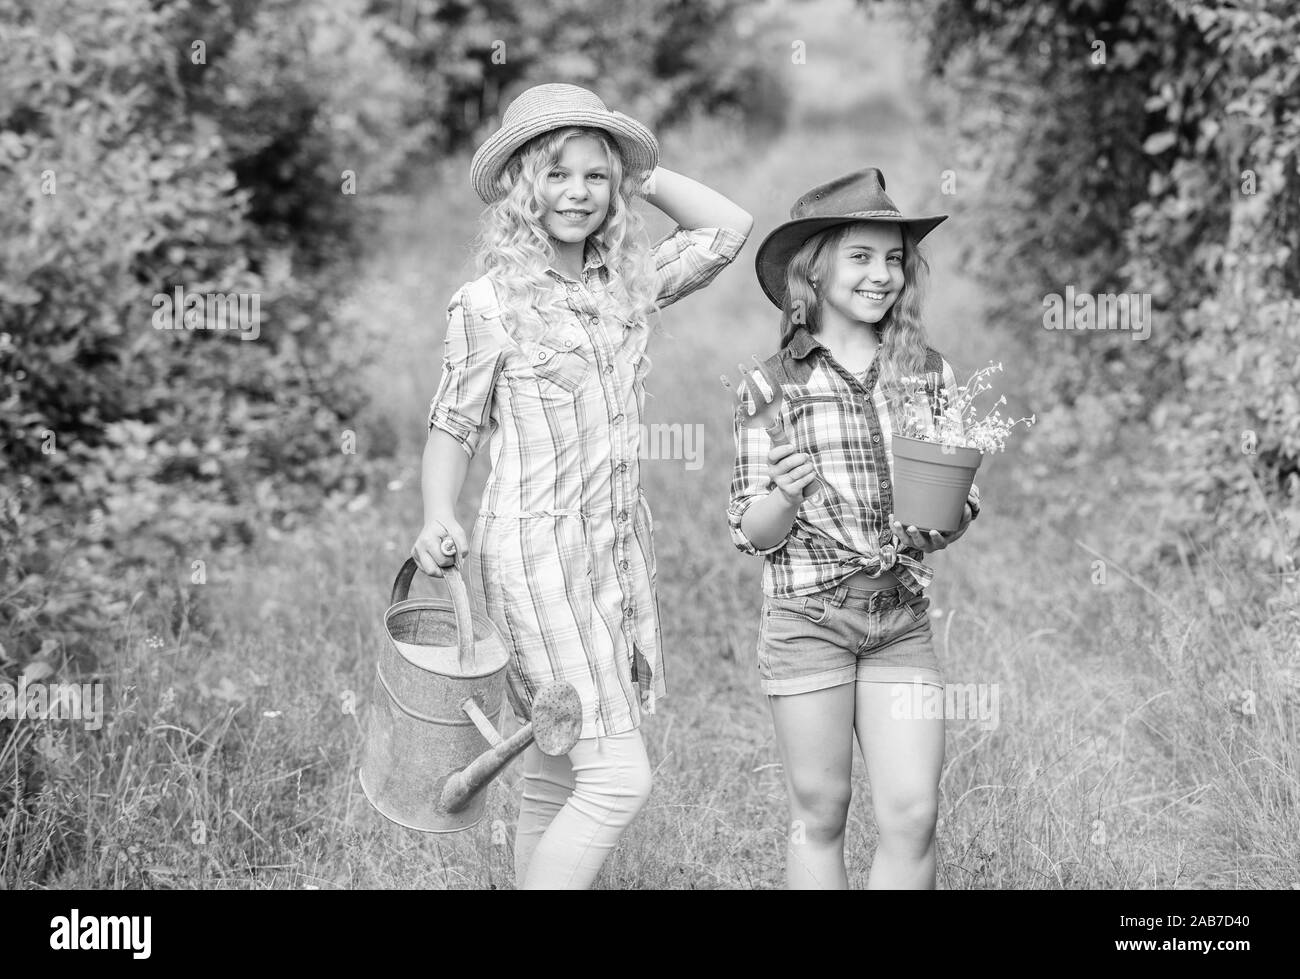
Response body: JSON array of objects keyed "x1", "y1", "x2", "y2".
[{"x1": 358, "y1": 550, "x2": 581, "y2": 833}]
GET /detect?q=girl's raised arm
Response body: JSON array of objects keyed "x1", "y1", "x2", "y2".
[{"x1": 642, "y1": 166, "x2": 753, "y2": 237}]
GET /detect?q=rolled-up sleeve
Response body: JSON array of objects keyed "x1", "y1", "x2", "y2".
[
  {"x1": 727, "y1": 399, "x2": 789, "y2": 556},
  {"x1": 651, "y1": 225, "x2": 747, "y2": 309},
  {"x1": 427, "y1": 287, "x2": 504, "y2": 458}
]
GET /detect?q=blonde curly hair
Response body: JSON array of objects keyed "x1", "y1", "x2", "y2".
[{"x1": 474, "y1": 126, "x2": 659, "y2": 333}]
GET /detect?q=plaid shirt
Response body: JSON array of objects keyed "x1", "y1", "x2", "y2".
[
  {"x1": 429, "y1": 225, "x2": 746, "y2": 739},
  {"x1": 727, "y1": 327, "x2": 979, "y2": 599}
]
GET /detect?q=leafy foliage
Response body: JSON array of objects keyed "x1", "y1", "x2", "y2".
[
  {"x1": 368, "y1": 0, "x2": 789, "y2": 155},
  {"x1": 0, "y1": 0, "x2": 421, "y2": 671},
  {"x1": 905, "y1": 0, "x2": 1300, "y2": 569}
]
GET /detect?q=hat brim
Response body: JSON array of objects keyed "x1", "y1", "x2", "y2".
[
  {"x1": 755, "y1": 214, "x2": 948, "y2": 308},
  {"x1": 471, "y1": 110, "x2": 659, "y2": 204}
]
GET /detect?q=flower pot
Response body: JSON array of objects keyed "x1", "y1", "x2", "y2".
[{"x1": 890, "y1": 435, "x2": 983, "y2": 533}]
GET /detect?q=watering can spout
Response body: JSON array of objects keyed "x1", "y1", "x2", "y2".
[
  {"x1": 440, "y1": 680, "x2": 583, "y2": 814},
  {"x1": 440, "y1": 724, "x2": 537, "y2": 813}
]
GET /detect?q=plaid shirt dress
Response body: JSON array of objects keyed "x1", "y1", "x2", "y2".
[
  {"x1": 429, "y1": 225, "x2": 746, "y2": 739},
  {"x1": 727, "y1": 327, "x2": 980, "y2": 599}
]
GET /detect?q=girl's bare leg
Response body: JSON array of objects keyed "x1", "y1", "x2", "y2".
[
  {"x1": 854, "y1": 681, "x2": 945, "y2": 889},
  {"x1": 768, "y1": 683, "x2": 856, "y2": 889}
]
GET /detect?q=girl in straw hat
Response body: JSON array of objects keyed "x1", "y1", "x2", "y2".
[
  {"x1": 412, "y1": 83, "x2": 752, "y2": 889},
  {"x1": 728, "y1": 167, "x2": 980, "y2": 889}
]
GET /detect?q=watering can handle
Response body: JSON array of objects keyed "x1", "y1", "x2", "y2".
[{"x1": 391, "y1": 557, "x2": 477, "y2": 670}]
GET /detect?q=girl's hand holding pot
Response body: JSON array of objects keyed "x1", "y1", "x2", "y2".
[
  {"x1": 411, "y1": 516, "x2": 469, "y2": 577},
  {"x1": 888, "y1": 503, "x2": 973, "y2": 553}
]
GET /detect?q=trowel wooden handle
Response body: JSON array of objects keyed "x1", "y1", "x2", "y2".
[{"x1": 766, "y1": 420, "x2": 825, "y2": 502}]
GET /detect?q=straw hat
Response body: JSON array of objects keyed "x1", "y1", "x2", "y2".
[
  {"x1": 470, "y1": 83, "x2": 659, "y2": 204},
  {"x1": 755, "y1": 167, "x2": 948, "y2": 308}
]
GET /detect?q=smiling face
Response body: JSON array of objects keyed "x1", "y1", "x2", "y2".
[
  {"x1": 821, "y1": 223, "x2": 905, "y2": 326},
  {"x1": 538, "y1": 134, "x2": 612, "y2": 245}
]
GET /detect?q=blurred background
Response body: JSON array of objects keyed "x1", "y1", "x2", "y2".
[{"x1": 1, "y1": 0, "x2": 1297, "y2": 888}]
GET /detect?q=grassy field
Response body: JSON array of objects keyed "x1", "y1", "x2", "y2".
[{"x1": 4, "y1": 1, "x2": 1296, "y2": 890}]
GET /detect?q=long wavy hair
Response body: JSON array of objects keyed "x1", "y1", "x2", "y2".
[
  {"x1": 474, "y1": 126, "x2": 659, "y2": 334},
  {"x1": 778, "y1": 221, "x2": 933, "y2": 393}
]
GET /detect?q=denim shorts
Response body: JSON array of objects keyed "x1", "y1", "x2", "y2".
[{"x1": 756, "y1": 583, "x2": 944, "y2": 696}]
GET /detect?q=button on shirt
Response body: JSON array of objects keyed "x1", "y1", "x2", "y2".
[
  {"x1": 727, "y1": 328, "x2": 978, "y2": 599},
  {"x1": 428, "y1": 225, "x2": 746, "y2": 739}
]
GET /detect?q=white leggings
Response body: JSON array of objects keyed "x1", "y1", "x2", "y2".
[{"x1": 514, "y1": 729, "x2": 653, "y2": 889}]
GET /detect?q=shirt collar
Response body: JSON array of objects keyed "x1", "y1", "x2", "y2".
[
  {"x1": 783, "y1": 327, "x2": 881, "y2": 391},
  {"x1": 545, "y1": 238, "x2": 607, "y2": 284},
  {"x1": 784, "y1": 327, "x2": 826, "y2": 360},
  {"x1": 582, "y1": 237, "x2": 607, "y2": 272}
]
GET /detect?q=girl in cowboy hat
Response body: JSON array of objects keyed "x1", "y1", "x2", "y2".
[
  {"x1": 728, "y1": 167, "x2": 979, "y2": 889},
  {"x1": 411, "y1": 83, "x2": 752, "y2": 889}
]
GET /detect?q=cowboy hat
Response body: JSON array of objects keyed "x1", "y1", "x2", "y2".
[
  {"x1": 470, "y1": 83, "x2": 659, "y2": 204},
  {"x1": 755, "y1": 167, "x2": 948, "y2": 308}
]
